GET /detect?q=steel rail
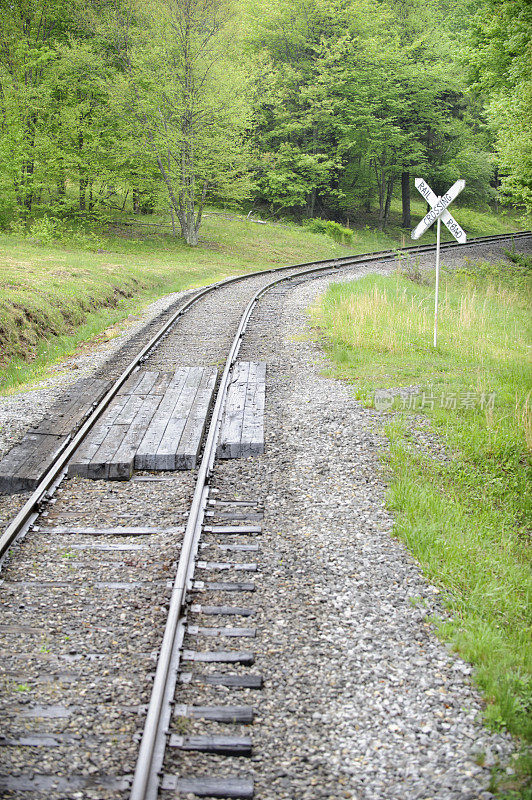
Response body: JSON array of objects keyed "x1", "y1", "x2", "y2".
[
  {"x1": 0, "y1": 229, "x2": 529, "y2": 565},
  {"x1": 127, "y1": 228, "x2": 531, "y2": 798},
  {"x1": 0, "y1": 257, "x2": 342, "y2": 562},
  {"x1": 129, "y1": 255, "x2": 355, "y2": 800}
]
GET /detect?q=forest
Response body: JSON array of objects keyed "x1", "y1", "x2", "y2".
[{"x1": 0, "y1": 0, "x2": 530, "y2": 245}]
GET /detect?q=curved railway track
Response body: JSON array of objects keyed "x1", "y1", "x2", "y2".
[
  {"x1": 0, "y1": 230, "x2": 530, "y2": 800},
  {"x1": 1, "y1": 230, "x2": 529, "y2": 563}
]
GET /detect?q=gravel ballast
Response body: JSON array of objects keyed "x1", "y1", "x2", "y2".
[
  {"x1": 205, "y1": 242, "x2": 528, "y2": 799},
  {"x1": 0, "y1": 237, "x2": 529, "y2": 799}
]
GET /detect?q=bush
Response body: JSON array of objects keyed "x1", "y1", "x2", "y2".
[
  {"x1": 303, "y1": 218, "x2": 354, "y2": 244},
  {"x1": 10, "y1": 215, "x2": 105, "y2": 250}
]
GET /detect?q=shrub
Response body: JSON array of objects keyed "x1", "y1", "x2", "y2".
[{"x1": 304, "y1": 218, "x2": 354, "y2": 244}]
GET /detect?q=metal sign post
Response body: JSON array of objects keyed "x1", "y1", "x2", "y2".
[{"x1": 411, "y1": 177, "x2": 466, "y2": 347}]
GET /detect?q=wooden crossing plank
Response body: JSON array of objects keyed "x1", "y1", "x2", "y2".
[
  {"x1": 174, "y1": 368, "x2": 218, "y2": 469},
  {"x1": 0, "y1": 378, "x2": 111, "y2": 493},
  {"x1": 217, "y1": 362, "x2": 265, "y2": 460},
  {"x1": 154, "y1": 367, "x2": 205, "y2": 470},
  {"x1": 108, "y1": 394, "x2": 162, "y2": 480},
  {"x1": 67, "y1": 394, "x2": 132, "y2": 479},
  {"x1": 31, "y1": 378, "x2": 112, "y2": 436},
  {"x1": 134, "y1": 368, "x2": 192, "y2": 471},
  {"x1": 244, "y1": 362, "x2": 266, "y2": 458},
  {"x1": 0, "y1": 433, "x2": 66, "y2": 494},
  {"x1": 129, "y1": 371, "x2": 159, "y2": 395},
  {"x1": 74, "y1": 423, "x2": 129, "y2": 480},
  {"x1": 69, "y1": 366, "x2": 217, "y2": 480},
  {"x1": 218, "y1": 362, "x2": 249, "y2": 459}
]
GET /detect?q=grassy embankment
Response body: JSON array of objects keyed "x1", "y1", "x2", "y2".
[
  {"x1": 312, "y1": 250, "x2": 531, "y2": 797},
  {"x1": 0, "y1": 201, "x2": 523, "y2": 393}
]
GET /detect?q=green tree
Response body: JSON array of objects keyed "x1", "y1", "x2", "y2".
[
  {"x1": 468, "y1": 0, "x2": 532, "y2": 212},
  {"x1": 0, "y1": 0, "x2": 133, "y2": 220},
  {"x1": 250, "y1": 0, "x2": 485, "y2": 228},
  {"x1": 116, "y1": 0, "x2": 252, "y2": 245},
  {"x1": 0, "y1": 0, "x2": 75, "y2": 214}
]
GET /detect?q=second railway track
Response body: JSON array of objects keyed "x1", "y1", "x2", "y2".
[{"x1": 0, "y1": 231, "x2": 530, "y2": 800}]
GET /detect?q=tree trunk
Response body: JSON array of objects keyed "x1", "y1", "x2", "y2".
[
  {"x1": 307, "y1": 187, "x2": 316, "y2": 218},
  {"x1": 21, "y1": 112, "x2": 37, "y2": 212},
  {"x1": 377, "y1": 176, "x2": 386, "y2": 229},
  {"x1": 383, "y1": 177, "x2": 394, "y2": 228},
  {"x1": 170, "y1": 206, "x2": 176, "y2": 236},
  {"x1": 374, "y1": 157, "x2": 388, "y2": 229},
  {"x1": 57, "y1": 171, "x2": 66, "y2": 203},
  {"x1": 79, "y1": 177, "x2": 88, "y2": 211},
  {"x1": 401, "y1": 171, "x2": 411, "y2": 228},
  {"x1": 78, "y1": 127, "x2": 86, "y2": 211}
]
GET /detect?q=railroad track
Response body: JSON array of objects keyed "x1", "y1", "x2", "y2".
[{"x1": 0, "y1": 230, "x2": 529, "y2": 800}]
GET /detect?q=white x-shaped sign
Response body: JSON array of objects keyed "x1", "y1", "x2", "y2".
[{"x1": 412, "y1": 178, "x2": 467, "y2": 243}]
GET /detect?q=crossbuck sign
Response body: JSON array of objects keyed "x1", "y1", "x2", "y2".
[{"x1": 411, "y1": 177, "x2": 467, "y2": 347}]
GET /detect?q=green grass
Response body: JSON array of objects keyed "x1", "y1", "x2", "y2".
[
  {"x1": 0, "y1": 210, "x2": 375, "y2": 392},
  {"x1": 0, "y1": 200, "x2": 527, "y2": 394},
  {"x1": 312, "y1": 254, "x2": 532, "y2": 796}
]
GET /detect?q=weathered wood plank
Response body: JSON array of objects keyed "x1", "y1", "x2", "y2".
[
  {"x1": 0, "y1": 433, "x2": 67, "y2": 494},
  {"x1": 187, "y1": 626, "x2": 256, "y2": 637},
  {"x1": 76, "y1": 424, "x2": 128, "y2": 480},
  {"x1": 242, "y1": 362, "x2": 266, "y2": 457},
  {"x1": 126, "y1": 371, "x2": 159, "y2": 396},
  {"x1": 134, "y1": 368, "x2": 190, "y2": 470},
  {"x1": 162, "y1": 775, "x2": 254, "y2": 799},
  {"x1": 0, "y1": 378, "x2": 112, "y2": 493},
  {"x1": 193, "y1": 581, "x2": 256, "y2": 592},
  {"x1": 69, "y1": 366, "x2": 216, "y2": 480},
  {"x1": 196, "y1": 561, "x2": 257, "y2": 572},
  {"x1": 169, "y1": 735, "x2": 252, "y2": 757},
  {"x1": 189, "y1": 605, "x2": 255, "y2": 616},
  {"x1": 67, "y1": 394, "x2": 132, "y2": 478},
  {"x1": 38, "y1": 526, "x2": 182, "y2": 535},
  {"x1": 154, "y1": 367, "x2": 205, "y2": 470},
  {"x1": 217, "y1": 362, "x2": 249, "y2": 459},
  {"x1": 174, "y1": 368, "x2": 217, "y2": 469},
  {"x1": 203, "y1": 525, "x2": 262, "y2": 535},
  {"x1": 217, "y1": 362, "x2": 265, "y2": 460},
  {"x1": 203, "y1": 673, "x2": 263, "y2": 689},
  {"x1": 181, "y1": 651, "x2": 254, "y2": 665},
  {"x1": 107, "y1": 394, "x2": 162, "y2": 480},
  {"x1": 174, "y1": 704, "x2": 254, "y2": 723},
  {"x1": 31, "y1": 378, "x2": 111, "y2": 436}
]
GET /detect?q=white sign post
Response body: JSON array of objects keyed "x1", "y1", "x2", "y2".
[{"x1": 411, "y1": 178, "x2": 466, "y2": 347}]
